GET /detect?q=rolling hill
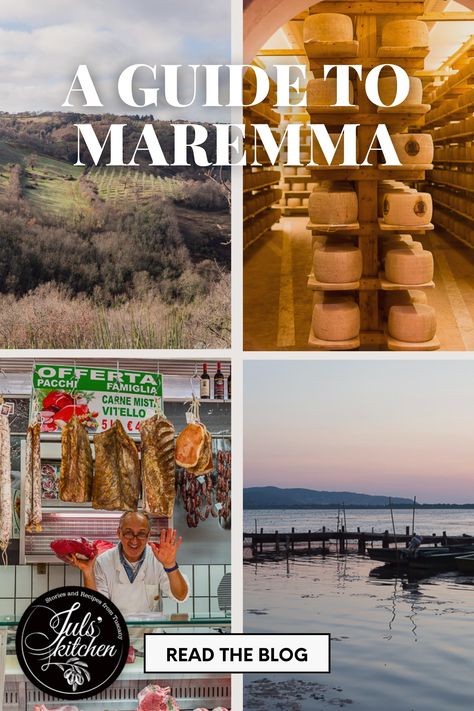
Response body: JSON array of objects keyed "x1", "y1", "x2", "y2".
[{"x1": 244, "y1": 487, "x2": 413, "y2": 508}]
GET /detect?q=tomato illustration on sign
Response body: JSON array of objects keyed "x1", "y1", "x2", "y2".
[{"x1": 37, "y1": 390, "x2": 99, "y2": 432}]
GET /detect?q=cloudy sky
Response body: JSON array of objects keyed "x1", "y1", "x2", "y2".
[
  {"x1": 245, "y1": 359, "x2": 474, "y2": 504},
  {"x1": 0, "y1": 0, "x2": 231, "y2": 120}
]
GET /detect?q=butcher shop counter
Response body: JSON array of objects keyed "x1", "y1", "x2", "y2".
[{"x1": 0, "y1": 614, "x2": 231, "y2": 710}]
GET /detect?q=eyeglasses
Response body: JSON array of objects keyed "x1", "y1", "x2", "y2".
[{"x1": 121, "y1": 530, "x2": 150, "y2": 540}]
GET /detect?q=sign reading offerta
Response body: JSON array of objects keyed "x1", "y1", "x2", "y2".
[{"x1": 32, "y1": 364, "x2": 163, "y2": 434}]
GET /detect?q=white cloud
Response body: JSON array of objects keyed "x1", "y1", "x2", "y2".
[{"x1": 0, "y1": 1, "x2": 231, "y2": 121}]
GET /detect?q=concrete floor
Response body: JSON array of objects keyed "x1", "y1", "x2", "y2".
[{"x1": 243, "y1": 216, "x2": 474, "y2": 351}]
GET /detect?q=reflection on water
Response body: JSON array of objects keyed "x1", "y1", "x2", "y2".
[{"x1": 244, "y1": 554, "x2": 474, "y2": 710}]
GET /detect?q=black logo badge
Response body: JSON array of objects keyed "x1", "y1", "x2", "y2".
[{"x1": 16, "y1": 586, "x2": 129, "y2": 700}]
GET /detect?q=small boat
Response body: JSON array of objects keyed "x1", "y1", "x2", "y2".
[
  {"x1": 455, "y1": 553, "x2": 474, "y2": 574},
  {"x1": 367, "y1": 543, "x2": 474, "y2": 566}
]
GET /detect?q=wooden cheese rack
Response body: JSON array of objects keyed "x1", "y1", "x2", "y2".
[
  {"x1": 423, "y1": 37, "x2": 474, "y2": 248},
  {"x1": 305, "y1": 0, "x2": 438, "y2": 350},
  {"x1": 243, "y1": 69, "x2": 282, "y2": 249}
]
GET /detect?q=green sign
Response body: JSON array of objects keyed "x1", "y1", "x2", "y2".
[{"x1": 32, "y1": 364, "x2": 163, "y2": 434}]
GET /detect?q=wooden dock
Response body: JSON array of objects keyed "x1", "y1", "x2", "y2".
[{"x1": 243, "y1": 527, "x2": 474, "y2": 558}]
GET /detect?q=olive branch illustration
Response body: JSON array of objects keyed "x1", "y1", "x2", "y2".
[{"x1": 47, "y1": 657, "x2": 91, "y2": 691}]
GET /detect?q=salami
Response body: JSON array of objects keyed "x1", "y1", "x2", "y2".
[
  {"x1": 0, "y1": 414, "x2": 12, "y2": 560},
  {"x1": 141, "y1": 414, "x2": 176, "y2": 517},
  {"x1": 25, "y1": 422, "x2": 42, "y2": 533}
]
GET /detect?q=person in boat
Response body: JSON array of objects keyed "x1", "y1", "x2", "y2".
[{"x1": 407, "y1": 534, "x2": 424, "y2": 555}]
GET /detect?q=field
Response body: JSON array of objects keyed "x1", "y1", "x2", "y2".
[
  {"x1": 0, "y1": 141, "x2": 187, "y2": 215},
  {"x1": 0, "y1": 121, "x2": 231, "y2": 349},
  {"x1": 88, "y1": 166, "x2": 184, "y2": 203}
]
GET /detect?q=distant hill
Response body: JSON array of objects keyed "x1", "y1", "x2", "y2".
[{"x1": 244, "y1": 486, "x2": 413, "y2": 508}]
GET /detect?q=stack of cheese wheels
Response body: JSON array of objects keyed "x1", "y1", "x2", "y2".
[
  {"x1": 312, "y1": 295, "x2": 360, "y2": 341},
  {"x1": 378, "y1": 76, "x2": 423, "y2": 108},
  {"x1": 309, "y1": 182, "x2": 358, "y2": 225},
  {"x1": 382, "y1": 289, "x2": 428, "y2": 318},
  {"x1": 312, "y1": 132, "x2": 347, "y2": 167},
  {"x1": 380, "y1": 239, "x2": 423, "y2": 261},
  {"x1": 382, "y1": 191, "x2": 433, "y2": 226},
  {"x1": 385, "y1": 248, "x2": 434, "y2": 285},
  {"x1": 388, "y1": 304, "x2": 437, "y2": 343},
  {"x1": 391, "y1": 134, "x2": 434, "y2": 165},
  {"x1": 380, "y1": 20, "x2": 429, "y2": 53},
  {"x1": 303, "y1": 13, "x2": 358, "y2": 58},
  {"x1": 313, "y1": 244, "x2": 362, "y2": 283},
  {"x1": 307, "y1": 78, "x2": 355, "y2": 107}
]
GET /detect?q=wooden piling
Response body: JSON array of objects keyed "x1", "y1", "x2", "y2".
[
  {"x1": 291, "y1": 527, "x2": 295, "y2": 552},
  {"x1": 275, "y1": 531, "x2": 280, "y2": 553},
  {"x1": 260, "y1": 528, "x2": 263, "y2": 553}
]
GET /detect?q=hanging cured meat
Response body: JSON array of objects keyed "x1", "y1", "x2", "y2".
[
  {"x1": 216, "y1": 449, "x2": 231, "y2": 527},
  {"x1": 175, "y1": 423, "x2": 206, "y2": 469},
  {"x1": 25, "y1": 423, "x2": 42, "y2": 533},
  {"x1": 176, "y1": 422, "x2": 213, "y2": 475},
  {"x1": 59, "y1": 416, "x2": 93, "y2": 502},
  {"x1": 141, "y1": 414, "x2": 176, "y2": 517},
  {"x1": 93, "y1": 421, "x2": 140, "y2": 511},
  {"x1": 188, "y1": 427, "x2": 213, "y2": 476},
  {"x1": 0, "y1": 414, "x2": 12, "y2": 560}
]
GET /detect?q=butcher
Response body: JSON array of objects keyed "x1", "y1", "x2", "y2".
[{"x1": 67, "y1": 511, "x2": 189, "y2": 615}]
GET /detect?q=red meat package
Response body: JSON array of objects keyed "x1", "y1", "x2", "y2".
[
  {"x1": 137, "y1": 685, "x2": 180, "y2": 711},
  {"x1": 50, "y1": 537, "x2": 114, "y2": 563}
]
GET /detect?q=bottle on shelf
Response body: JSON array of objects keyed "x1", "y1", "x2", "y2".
[
  {"x1": 214, "y1": 362, "x2": 225, "y2": 400},
  {"x1": 200, "y1": 363, "x2": 210, "y2": 399},
  {"x1": 227, "y1": 365, "x2": 231, "y2": 400}
]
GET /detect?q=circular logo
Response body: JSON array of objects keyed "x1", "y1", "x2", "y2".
[
  {"x1": 414, "y1": 199, "x2": 427, "y2": 216},
  {"x1": 405, "y1": 139, "x2": 420, "y2": 157},
  {"x1": 16, "y1": 587, "x2": 129, "y2": 700}
]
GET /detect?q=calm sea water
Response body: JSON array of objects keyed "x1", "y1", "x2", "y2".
[
  {"x1": 243, "y1": 509, "x2": 474, "y2": 711},
  {"x1": 244, "y1": 507, "x2": 474, "y2": 537}
]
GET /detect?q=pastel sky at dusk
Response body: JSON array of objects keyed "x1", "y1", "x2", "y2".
[{"x1": 244, "y1": 360, "x2": 474, "y2": 504}]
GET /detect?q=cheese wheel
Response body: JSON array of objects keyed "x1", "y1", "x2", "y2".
[
  {"x1": 312, "y1": 300, "x2": 360, "y2": 341},
  {"x1": 382, "y1": 289, "x2": 428, "y2": 317},
  {"x1": 287, "y1": 198, "x2": 301, "y2": 207},
  {"x1": 313, "y1": 244, "x2": 362, "y2": 283},
  {"x1": 378, "y1": 76, "x2": 423, "y2": 107},
  {"x1": 307, "y1": 78, "x2": 354, "y2": 107},
  {"x1": 293, "y1": 182, "x2": 306, "y2": 191},
  {"x1": 303, "y1": 13, "x2": 354, "y2": 43},
  {"x1": 297, "y1": 167, "x2": 310, "y2": 176},
  {"x1": 391, "y1": 134, "x2": 434, "y2": 165},
  {"x1": 383, "y1": 192, "x2": 432, "y2": 226},
  {"x1": 380, "y1": 239, "x2": 422, "y2": 261},
  {"x1": 381, "y1": 20, "x2": 429, "y2": 49},
  {"x1": 309, "y1": 188, "x2": 358, "y2": 224},
  {"x1": 377, "y1": 185, "x2": 411, "y2": 216},
  {"x1": 385, "y1": 249, "x2": 434, "y2": 285},
  {"x1": 302, "y1": 198, "x2": 309, "y2": 207},
  {"x1": 303, "y1": 13, "x2": 357, "y2": 57},
  {"x1": 388, "y1": 304, "x2": 436, "y2": 342}
]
